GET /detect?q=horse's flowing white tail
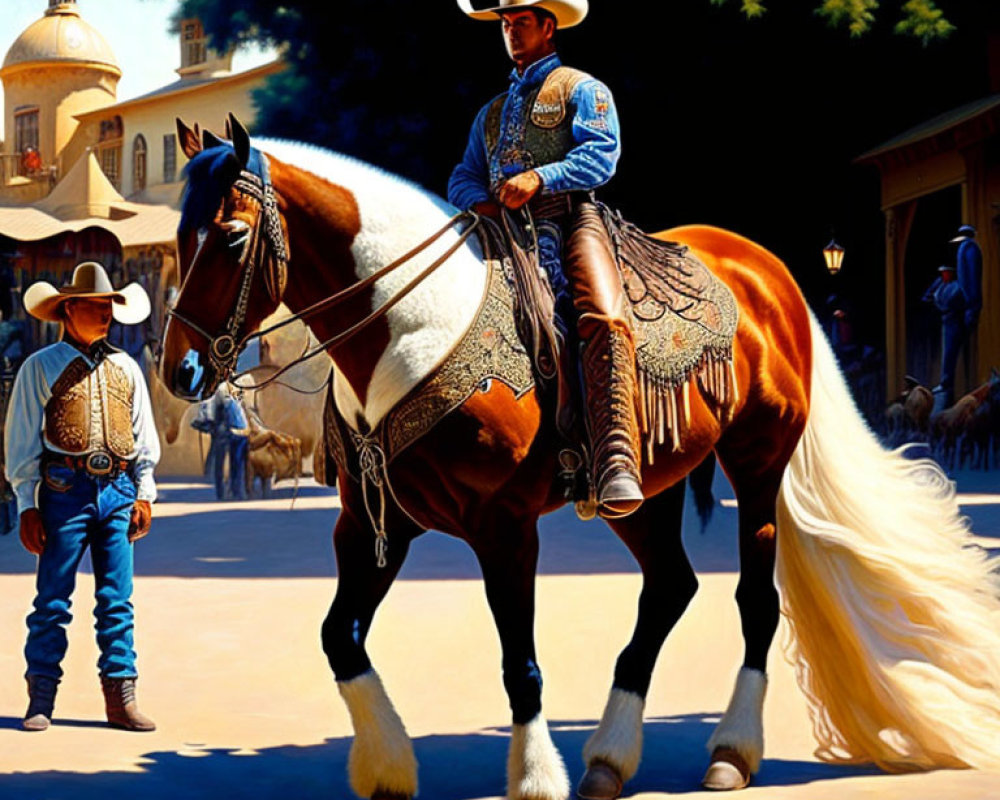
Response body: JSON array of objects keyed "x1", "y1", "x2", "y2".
[{"x1": 776, "y1": 313, "x2": 1000, "y2": 772}]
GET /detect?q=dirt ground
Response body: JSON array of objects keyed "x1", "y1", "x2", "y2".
[{"x1": 1, "y1": 471, "x2": 998, "y2": 799}]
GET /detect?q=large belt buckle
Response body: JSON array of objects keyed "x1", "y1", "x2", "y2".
[{"x1": 85, "y1": 451, "x2": 113, "y2": 476}]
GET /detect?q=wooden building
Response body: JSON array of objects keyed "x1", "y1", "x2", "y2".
[{"x1": 857, "y1": 91, "x2": 1000, "y2": 398}]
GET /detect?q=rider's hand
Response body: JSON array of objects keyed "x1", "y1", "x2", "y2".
[
  {"x1": 472, "y1": 200, "x2": 501, "y2": 219},
  {"x1": 128, "y1": 500, "x2": 153, "y2": 543},
  {"x1": 497, "y1": 171, "x2": 542, "y2": 210},
  {"x1": 19, "y1": 509, "x2": 46, "y2": 555}
]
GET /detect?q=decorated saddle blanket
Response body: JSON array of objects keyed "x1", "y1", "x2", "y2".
[
  {"x1": 599, "y1": 205, "x2": 739, "y2": 454},
  {"x1": 321, "y1": 210, "x2": 739, "y2": 482}
]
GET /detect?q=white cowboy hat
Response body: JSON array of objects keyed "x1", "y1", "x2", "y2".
[
  {"x1": 24, "y1": 261, "x2": 150, "y2": 324},
  {"x1": 457, "y1": 0, "x2": 588, "y2": 28}
]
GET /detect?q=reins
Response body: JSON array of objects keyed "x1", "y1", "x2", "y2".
[
  {"x1": 167, "y1": 149, "x2": 481, "y2": 393},
  {"x1": 232, "y1": 210, "x2": 480, "y2": 391}
]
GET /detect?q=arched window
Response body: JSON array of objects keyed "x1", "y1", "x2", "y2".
[
  {"x1": 97, "y1": 115, "x2": 123, "y2": 190},
  {"x1": 132, "y1": 134, "x2": 147, "y2": 193}
]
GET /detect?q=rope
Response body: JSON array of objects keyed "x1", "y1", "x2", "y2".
[{"x1": 354, "y1": 433, "x2": 389, "y2": 568}]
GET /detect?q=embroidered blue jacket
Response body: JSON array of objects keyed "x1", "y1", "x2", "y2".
[{"x1": 447, "y1": 54, "x2": 621, "y2": 210}]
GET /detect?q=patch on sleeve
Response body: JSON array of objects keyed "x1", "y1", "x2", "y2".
[{"x1": 594, "y1": 89, "x2": 609, "y2": 116}]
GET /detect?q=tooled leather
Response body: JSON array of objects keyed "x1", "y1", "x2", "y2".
[
  {"x1": 102, "y1": 359, "x2": 135, "y2": 458},
  {"x1": 45, "y1": 358, "x2": 91, "y2": 453},
  {"x1": 44, "y1": 356, "x2": 134, "y2": 457},
  {"x1": 581, "y1": 321, "x2": 642, "y2": 489}
]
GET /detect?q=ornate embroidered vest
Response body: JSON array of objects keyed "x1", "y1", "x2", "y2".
[
  {"x1": 485, "y1": 66, "x2": 589, "y2": 190},
  {"x1": 44, "y1": 356, "x2": 135, "y2": 458}
]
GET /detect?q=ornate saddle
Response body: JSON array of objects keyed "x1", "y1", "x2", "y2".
[{"x1": 320, "y1": 207, "x2": 738, "y2": 483}]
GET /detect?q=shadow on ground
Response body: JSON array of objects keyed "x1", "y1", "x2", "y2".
[
  {"x1": 0, "y1": 713, "x2": 879, "y2": 799},
  {"x1": 1, "y1": 468, "x2": 996, "y2": 581},
  {"x1": 0, "y1": 473, "x2": 743, "y2": 579}
]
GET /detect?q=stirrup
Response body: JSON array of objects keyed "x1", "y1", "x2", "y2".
[{"x1": 559, "y1": 448, "x2": 598, "y2": 521}]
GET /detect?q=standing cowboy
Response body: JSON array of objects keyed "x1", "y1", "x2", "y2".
[
  {"x1": 449, "y1": 0, "x2": 643, "y2": 518},
  {"x1": 5, "y1": 262, "x2": 160, "y2": 732}
]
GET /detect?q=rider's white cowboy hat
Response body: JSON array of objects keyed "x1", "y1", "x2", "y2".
[
  {"x1": 24, "y1": 261, "x2": 150, "y2": 324},
  {"x1": 457, "y1": 0, "x2": 588, "y2": 28}
]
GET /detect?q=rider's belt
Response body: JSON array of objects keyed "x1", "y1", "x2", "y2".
[
  {"x1": 528, "y1": 192, "x2": 581, "y2": 221},
  {"x1": 42, "y1": 451, "x2": 131, "y2": 479}
]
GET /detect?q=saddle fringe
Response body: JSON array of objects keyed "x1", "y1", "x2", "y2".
[{"x1": 637, "y1": 351, "x2": 738, "y2": 461}]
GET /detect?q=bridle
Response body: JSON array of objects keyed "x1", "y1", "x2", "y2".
[
  {"x1": 167, "y1": 154, "x2": 288, "y2": 382},
  {"x1": 165, "y1": 149, "x2": 481, "y2": 394}
]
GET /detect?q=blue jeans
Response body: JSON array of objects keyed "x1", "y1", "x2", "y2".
[
  {"x1": 537, "y1": 221, "x2": 574, "y2": 340},
  {"x1": 25, "y1": 463, "x2": 138, "y2": 680},
  {"x1": 213, "y1": 434, "x2": 248, "y2": 500}
]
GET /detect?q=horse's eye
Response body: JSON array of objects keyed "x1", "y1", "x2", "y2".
[{"x1": 221, "y1": 219, "x2": 251, "y2": 253}]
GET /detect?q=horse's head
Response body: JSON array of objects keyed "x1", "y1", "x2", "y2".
[{"x1": 160, "y1": 113, "x2": 289, "y2": 400}]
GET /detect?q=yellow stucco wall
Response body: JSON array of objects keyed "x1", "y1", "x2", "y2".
[
  {"x1": 1, "y1": 63, "x2": 118, "y2": 170},
  {"x1": 114, "y1": 73, "x2": 269, "y2": 197}
]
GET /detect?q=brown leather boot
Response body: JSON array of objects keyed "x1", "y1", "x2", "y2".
[
  {"x1": 581, "y1": 318, "x2": 644, "y2": 519},
  {"x1": 23, "y1": 675, "x2": 59, "y2": 731},
  {"x1": 101, "y1": 676, "x2": 156, "y2": 732}
]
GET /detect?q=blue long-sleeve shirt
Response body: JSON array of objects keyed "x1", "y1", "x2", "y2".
[{"x1": 448, "y1": 54, "x2": 621, "y2": 210}]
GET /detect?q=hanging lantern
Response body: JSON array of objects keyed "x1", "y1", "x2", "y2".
[{"x1": 823, "y1": 238, "x2": 845, "y2": 275}]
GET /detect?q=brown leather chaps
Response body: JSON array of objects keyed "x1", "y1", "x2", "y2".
[{"x1": 563, "y1": 201, "x2": 643, "y2": 516}]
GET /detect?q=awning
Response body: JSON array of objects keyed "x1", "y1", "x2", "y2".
[{"x1": 0, "y1": 150, "x2": 180, "y2": 247}]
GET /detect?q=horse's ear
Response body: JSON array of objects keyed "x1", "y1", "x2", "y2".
[
  {"x1": 176, "y1": 118, "x2": 202, "y2": 159},
  {"x1": 224, "y1": 116, "x2": 233, "y2": 140},
  {"x1": 202, "y1": 129, "x2": 227, "y2": 150},
  {"x1": 229, "y1": 113, "x2": 250, "y2": 168}
]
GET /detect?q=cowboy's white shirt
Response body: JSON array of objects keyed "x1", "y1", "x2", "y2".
[{"x1": 4, "y1": 341, "x2": 160, "y2": 513}]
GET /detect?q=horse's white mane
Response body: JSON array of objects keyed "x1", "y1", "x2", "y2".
[
  {"x1": 255, "y1": 137, "x2": 458, "y2": 219},
  {"x1": 253, "y1": 137, "x2": 487, "y2": 432}
]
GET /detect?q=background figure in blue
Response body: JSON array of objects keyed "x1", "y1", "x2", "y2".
[
  {"x1": 923, "y1": 263, "x2": 969, "y2": 409},
  {"x1": 952, "y1": 224, "x2": 983, "y2": 392},
  {"x1": 212, "y1": 384, "x2": 249, "y2": 501},
  {"x1": 189, "y1": 395, "x2": 222, "y2": 483}
]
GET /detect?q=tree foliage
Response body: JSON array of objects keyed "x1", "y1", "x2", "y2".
[{"x1": 712, "y1": 0, "x2": 955, "y2": 42}]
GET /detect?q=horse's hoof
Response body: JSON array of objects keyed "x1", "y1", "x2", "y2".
[
  {"x1": 701, "y1": 747, "x2": 750, "y2": 791},
  {"x1": 576, "y1": 760, "x2": 623, "y2": 800},
  {"x1": 371, "y1": 793, "x2": 410, "y2": 800}
]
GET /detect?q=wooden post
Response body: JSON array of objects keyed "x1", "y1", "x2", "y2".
[{"x1": 884, "y1": 200, "x2": 917, "y2": 399}]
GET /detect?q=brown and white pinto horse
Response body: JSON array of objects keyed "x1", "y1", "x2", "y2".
[{"x1": 160, "y1": 117, "x2": 1000, "y2": 800}]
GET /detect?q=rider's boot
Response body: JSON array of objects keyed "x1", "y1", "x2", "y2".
[
  {"x1": 580, "y1": 315, "x2": 644, "y2": 519},
  {"x1": 564, "y1": 201, "x2": 644, "y2": 519}
]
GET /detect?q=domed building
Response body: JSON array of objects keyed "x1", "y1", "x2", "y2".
[{"x1": 0, "y1": 0, "x2": 120, "y2": 202}]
